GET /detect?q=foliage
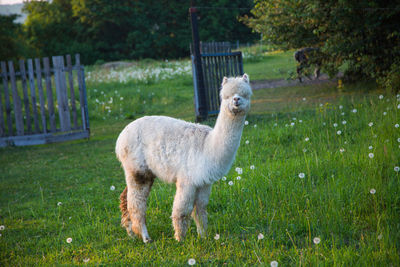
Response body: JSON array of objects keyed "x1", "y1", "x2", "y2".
[
  {"x1": 20, "y1": 0, "x2": 257, "y2": 64},
  {"x1": 241, "y1": 0, "x2": 400, "y2": 81},
  {"x1": 0, "y1": 14, "x2": 27, "y2": 61}
]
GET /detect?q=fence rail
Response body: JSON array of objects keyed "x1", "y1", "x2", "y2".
[{"x1": 0, "y1": 54, "x2": 89, "y2": 147}]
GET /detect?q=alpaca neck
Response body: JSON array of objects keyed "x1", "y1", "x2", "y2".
[{"x1": 206, "y1": 106, "x2": 246, "y2": 169}]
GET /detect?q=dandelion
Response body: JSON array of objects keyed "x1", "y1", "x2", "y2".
[
  {"x1": 394, "y1": 166, "x2": 400, "y2": 172},
  {"x1": 299, "y1": 120, "x2": 303, "y2": 123},
  {"x1": 341, "y1": 112, "x2": 345, "y2": 116},
  {"x1": 254, "y1": 124, "x2": 257, "y2": 128},
  {"x1": 188, "y1": 258, "x2": 196, "y2": 265},
  {"x1": 214, "y1": 234, "x2": 220, "y2": 240},
  {"x1": 395, "y1": 124, "x2": 399, "y2": 128},
  {"x1": 303, "y1": 148, "x2": 307, "y2": 153},
  {"x1": 258, "y1": 233, "x2": 264, "y2": 240},
  {"x1": 57, "y1": 202, "x2": 62, "y2": 206},
  {"x1": 333, "y1": 123, "x2": 338, "y2": 128},
  {"x1": 83, "y1": 258, "x2": 90, "y2": 263},
  {"x1": 340, "y1": 148, "x2": 345, "y2": 153},
  {"x1": 270, "y1": 261, "x2": 278, "y2": 267},
  {"x1": 337, "y1": 130, "x2": 342, "y2": 135},
  {"x1": 250, "y1": 165, "x2": 255, "y2": 170},
  {"x1": 235, "y1": 167, "x2": 243, "y2": 174},
  {"x1": 0, "y1": 225, "x2": 5, "y2": 231},
  {"x1": 319, "y1": 103, "x2": 323, "y2": 107},
  {"x1": 398, "y1": 104, "x2": 400, "y2": 109},
  {"x1": 290, "y1": 122, "x2": 295, "y2": 126},
  {"x1": 298, "y1": 173, "x2": 305, "y2": 179},
  {"x1": 369, "y1": 146, "x2": 373, "y2": 150},
  {"x1": 236, "y1": 176, "x2": 241, "y2": 180},
  {"x1": 228, "y1": 181, "x2": 234, "y2": 186},
  {"x1": 222, "y1": 176, "x2": 227, "y2": 181},
  {"x1": 313, "y1": 237, "x2": 321, "y2": 244},
  {"x1": 245, "y1": 140, "x2": 250, "y2": 145},
  {"x1": 368, "y1": 153, "x2": 374, "y2": 159},
  {"x1": 342, "y1": 120, "x2": 347, "y2": 125},
  {"x1": 305, "y1": 137, "x2": 310, "y2": 142},
  {"x1": 66, "y1": 237, "x2": 73, "y2": 243},
  {"x1": 120, "y1": 97, "x2": 124, "y2": 100},
  {"x1": 303, "y1": 97, "x2": 306, "y2": 101},
  {"x1": 339, "y1": 105, "x2": 343, "y2": 109},
  {"x1": 110, "y1": 185, "x2": 115, "y2": 191},
  {"x1": 245, "y1": 120, "x2": 249, "y2": 125},
  {"x1": 368, "y1": 122, "x2": 373, "y2": 127},
  {"x1": 379, "y1": 95, "x2": 384, "y2": 99},
  {"x1": 274, "y1": 123, "x2": 277, "y2": 126},
  {"x1": 398, "y1": 138, "x2": 400, "y2": 143},
  {"x1": 383, "y1": 112, "x2": 387, "y2": 116},
  {"x1": 370, "y1": 188, "x2": 376, "y2": 194}
]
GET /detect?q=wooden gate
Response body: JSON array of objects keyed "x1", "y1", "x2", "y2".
[
  {"x1": 0, "y1": 54, "x2": 89, "y2": 147},
  {"x1": 191, "y1": 49, "x2": 243, "y2": 117}
]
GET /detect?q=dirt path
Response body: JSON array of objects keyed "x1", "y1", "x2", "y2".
[{"x1": 250, "y1": 73, "x2": 341, "y2": 90}]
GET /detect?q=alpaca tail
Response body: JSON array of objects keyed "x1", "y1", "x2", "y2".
[{"x1": 119, "y1": 187, "x2": 130, "y2": 228}]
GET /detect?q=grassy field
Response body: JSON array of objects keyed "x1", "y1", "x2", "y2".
[{"x1": 0, "y1": 51, "x2": 399, "y2": 266}]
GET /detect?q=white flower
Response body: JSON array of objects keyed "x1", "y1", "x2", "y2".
[
  {"x1": 57, "y1": 202, "x2": 62, "y2": 206},
  {"x1": 245, "y1": 120, "x2": 249, "y2": 125},
  {"x1": 313, "y1": 237, "x2": 321, "y2": 244},
  {"x1": 290, "y1": 122, "x2": 295, "y2": 126},
  {"x1": 214, "y1": 234, "x2": 220, "y2": 240},
  {"x1": 319, "y1": 103, "x2": 323, "y2": 107},
  {"x1": 339, "y1": 105, "x2": 343, "y2": 109},
  {"x1": 303, "y1": 148, "x2": 307, "y2": 153},
  {"x1": 236, "y1": 176, "x2": 241, "y2": 180},
  {"x1": 368, "y1": 153, "x2": 374, "y2": 159},
  {"x1": 120, "y1": 97, "x2": 124, "y2": 100},
  {"x1": 258, "y1": 233, "x2": 264, "y2": 240},
  {"x1": 0, "y1": 225, "x2": 5, "y2": 231},
  {"x1": 222, "y1": 176, "x2": 227, "y2": 181},
  {"x1": 352, "y1": 109, "x2": 357, "y2": 113},
  {"x1": 235, "y1": 167, "x2": 243, "y2": 174},
  {"x1": 377, "y1": 234, "x2": 383, "y2": 240},
  {"x1": 341, "y1": 112, "x2": 345, "y2": 116},
  {"x1": 383, "y1": 112, "x2": 387, "y2": 116},
  {"x1": 299, "y1": 120, "x2": 303, "y2": 123},
  {"x1": 333, "y1": 123, "x2": 338, "y2": 128},
  {"x1": 292, "y1": 117, "x2": 297, "y2": 121},
  {"x1": 188, "y1": 258, "x2": 196, "y2": 265},
  {"x1": 245, "y1": 140, "x2": 249, "y2": 145},
  {"x1": 395, "y1": 124, "x2": 399, "y2": 128},
  {"x1": 368, "y1": 122, "x2": 373, "y2": 127},
  {"x1": 394, "y1": 166, "x2": 400, "y2": 172},
  {"x1": 254, "y1": 124, "x2": 257, "y2": 128},
  {"x1": 340, "y1": 148, "x2": 345, "y2": 153},
  {"x1": 398, "y1": 104, "x2": 400, "y2": 109},
  {"x1": 398, "y1": 138, "x2": 400, "y2": 143},
  {"x1": 110, "y1": 185, "x2": 115, "y2": 191},
  {"x1": 83, "y1": 258, "x2": 90, "y2": 263},
  {"x1": 250, "y1": 165, "x2": 255, "y2": 170},
  {"x1": 66, "y1": 237, "x2": 73, "y2": 243},
  {"x1": 303, "y1": 97, "x2": 306, "y2": 101},
  {"x1": 228, "y1": 181, "x2": 234, "y2": 186},
  {"x1": 342, "y1": 120, "x2": 347, "y2": 125},
  {"x1": 379, "y1": 95, "x2": 384, "y2": 99},
  {"x1": 369, "y1": 146, "x2": 373, "y2": 150},
  {"x1": 298, "y1": 173, "x2": 305, "y2": 179},
  {"x1": 305, "y1": 137, "x2": 310, "y2": 142},
  {"x1": 274, "y1": 123, "x2": 277, "y2": 126},
  {"x1": 270, "y1": 261, "x2": 278, "y2": 267},
  {"x1": 337, "y1": 130, "x2": 342, "y2": 135},
  {"x1": 370, "y1": 188, "x2": 376, "y2": 194}
]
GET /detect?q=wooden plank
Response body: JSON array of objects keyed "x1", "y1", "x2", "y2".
[
  {"x1": 66, "y1": 55, "x2": 78, "y2": 129},
  {"x1": 35, "y1": 58, "x2": 47, "y2": 134},
  {"x1": 75, "y1": 54, "x2": 89, "y2": 131},
  {"x1": 19, "y1": 59, "x2": 32, "y2": 133},
  {"x1": 0, "y1": 130, "x2": 89, "y2": 147},
  {"x1": 52, "y1": 56, "x2": 71, "y2": 132},
  {"x1": 8, "y1": 61, "x2": 24, "y2": 135},
  {"x1": 27, "y1": 59, "x2": 40, "y2": 133},
  {"x1": 191, "y1": 55, "x2": 200, "y2": 118},
  {"x1": 1, "y1": 62, "x2": 13, "y2": 136},
  {"x1": 43, "y1": 57, "x2": 57, "y2": 132}
]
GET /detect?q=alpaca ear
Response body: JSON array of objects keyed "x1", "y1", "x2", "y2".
[
  {"x1": 221, "y1": 76, "x2": 228, "y2": 86},
  {"x1": 242, "y1": 73, "x2": 250, "y2": 83}
]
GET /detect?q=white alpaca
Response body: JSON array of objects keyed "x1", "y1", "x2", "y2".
[{"x1": 116, "y1": 74, "x2": 252, "y2": 242}]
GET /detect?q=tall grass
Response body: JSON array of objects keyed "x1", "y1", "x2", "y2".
[{"x1": 0, "y1": 52, "x2": 399, "y2": 266}]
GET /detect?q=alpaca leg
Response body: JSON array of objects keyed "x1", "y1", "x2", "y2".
[
  {"x1": 191, "y1": 185, "x2": 211, "y2": 238},
  {"x1": 172, "y1": 182, "x2": 196, "y2": 242},
  {"x1": 125, "y1": 171, "x2": 154, "y2": 243}
]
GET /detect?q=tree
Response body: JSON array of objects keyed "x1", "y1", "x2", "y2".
[
  {"x1": 242, "y1": 0, "x2": 400, "y2": 82},
  {"x1": 0, "y1": 14, "x2": 26, "y2": 61}
]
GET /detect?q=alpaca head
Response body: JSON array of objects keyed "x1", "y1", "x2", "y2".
[{"x1": 220, "y1": 74, "x2": 252, "y2": 117}]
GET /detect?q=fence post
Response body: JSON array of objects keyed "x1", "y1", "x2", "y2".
[{"x1": 190, "y1": 6, "x2": 208, "y2": 122}]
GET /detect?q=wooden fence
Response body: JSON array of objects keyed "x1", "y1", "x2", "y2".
[
  {"x1": 0, "y1": 54, "x2": 89, "y2": 147},
  {"x1": 191, "y1": 42, "x2": 244, "y2": 118}
]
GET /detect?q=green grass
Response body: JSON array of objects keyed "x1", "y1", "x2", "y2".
[{"x1": 1, "y1": 51, "x2": 399, "y2": 266}]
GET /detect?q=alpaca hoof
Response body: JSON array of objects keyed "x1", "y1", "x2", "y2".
[{"x1": 143, "y1": 237, "x2": 152, "y2": 243}]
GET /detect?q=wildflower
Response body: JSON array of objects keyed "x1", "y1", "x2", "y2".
[
  {"x1": 341, "y1": 112, "x2": 345, "y2": 116},
  {"x1": 228, "y1": 181, "x2": 234, "y2": 186},
  {"x1": 369, "y1": 146, "x2": 373, "y2": 150},
  {"x1": 379, "y1": 95, "x2": 384, "y2": 99},
  {"x1": 120, "y1": 97, "x2": 124, "y2": 100},
  {"x1": 110, "y1": 185, "x2": 115, "y2": 191},
  {"x1": 337, "y1": 130, "x2": 342, "y2": 135},
  {"x1": 57, "y1": 202, "x2": 62, "y2": 206},
  {"x1": 235, "y1": 167, "x2": 243, "y2": 174},
  {"x1": 319, "y1": 103, "x2": 323, "y2": 107},
  {"x1": 254, "y1": 124, "x2": 257, "y2": 128},
  {"x1": 370, "y1": 188, "x2": 376, "y2": 194},
  {"x1": 222, "y1": 176, "x2": 227, "y2": 181},
  {"x1": 250, "y1": 165, "x2": 255, "y2": 170},
  {"x1": 368, "y1": 153, "x2": 374, "y2": 159},
  {"x1": 394, "y1": 166, "x2": 400, "y2": 172},
  {"x1": 83, "y1": 258, "x2": 90, "y2": 263},
  {"x1": 290, "y1": 122, "x2": 295, "y2": 126},
  {"x1": 214, "y1": 234, "x2": 220, "y2": 240},
  {"x1": 352, "y1": 109, "x2": 357, "y2": 113},
  {"x1": 303, "y1": 148, "x2": 307, "y2": 153},
  {"x1": 323, "y1": 122, "x2": 326, "y2": 126},
  {"x1": 236, "y1": 176, "x2": 241, "y2": 180},
  {"x1": 398, "y1": 104, "x2": 400, "y2": 109},
  {"x1": 368, "y1": 122, "x2": 373, "y2": 127},
  {"x1": 245, "y1": 121, "x2": 249, "y2": 125},
  {"x1": 333, "y1": 123, "x2": 338, "y2": 128},
  {"x1": 313, "y1": 237, "x2": 321, "y2": 244},
  {"x1": 258, "y1": 233, "x2": 264, "y2": 240},
  {"x1": 270, "y1": 261, "x2": 279, "y2": 267},
  {"x1": 292, "y1": 117, "x2": 297, "y2": 121},
  {"x1": 342, "y1": 120, "x2": 347, "y2": 125},
  {"x1": 398, "y1": 138, "x2": 400, "y2": 142},
  {"x1": 299, "y1": 120, "x2": 303, "y2": 123},
  {"x1": 395, "y1": 124, "x2": 399, "y2": 128},
  {"x1": 298, "y1": 173, "x2": 305, "y2": 179},
  {"x1": 274, "y1": 123, "x2": 277, "y2": 126},
  {"x1": 66, "y1": 237, "x2": 73, "y2": 243},
  {"x1": 303, "y1": 97, "x2": 306, "y2": 101},
  {"x1": 383, "y1": 112, "x2": 387, "y2": 116},
  {"x1": 188, "y1": 258, "x2": 196, "y2": 265},
  {"x1": 0, "y1": 225, "x2": 5, "y2": 231},
  {"x1": 377, "y1": 234, "x2": 383, "y2": 240},
  {"x1": 339, "y1": 105, "x2": 343, "y2": 109},
  {"x1": 340, "y1": 148, "x2": 345, "y2": 153},
  {"x1": 305, "y1": 137, "x2": 310, "y2": 142},
  {"x1": 245, "y1": 140, "x2": 249, "y2": 145}
]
